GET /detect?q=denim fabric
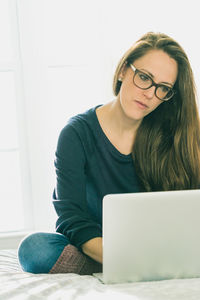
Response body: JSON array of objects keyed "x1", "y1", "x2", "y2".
[{"x1": 18, "y1": 232, "x2": 69, "y2": 273}]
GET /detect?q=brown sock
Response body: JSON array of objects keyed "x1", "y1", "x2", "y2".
[{"x1": 49, "y1": 244, "x2": 102, "y2": 275}]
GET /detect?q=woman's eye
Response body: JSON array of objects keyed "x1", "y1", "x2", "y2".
[
  {"x1": 161, "y1": 85, "x2": 170, "y2": 93},
  {"x1": 139, "y1": 73, "x2": 150, "y2": 82}
]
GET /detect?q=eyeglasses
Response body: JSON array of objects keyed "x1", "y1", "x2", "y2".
[{"x1": 129, "y1": 63, "x2": 176, "y2": 101}]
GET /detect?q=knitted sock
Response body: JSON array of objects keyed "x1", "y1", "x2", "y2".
[{"x1": 49, "y1": 244, "x2": 102, "y2": 275}]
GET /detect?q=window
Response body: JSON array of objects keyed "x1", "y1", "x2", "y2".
[{"x1": 0, "y1": 0, "x2": 32, "y2": 233}]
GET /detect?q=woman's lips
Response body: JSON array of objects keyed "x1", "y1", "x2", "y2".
[{"x1": 135, "y1": 100, "x2": 148, "y2": 109}]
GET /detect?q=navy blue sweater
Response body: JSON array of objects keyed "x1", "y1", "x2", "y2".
[{"x1": 52, "y1": 105, "x2": 141, "y2": 249}]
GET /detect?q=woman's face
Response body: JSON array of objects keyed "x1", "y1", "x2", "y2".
[{"x1": 118, "y1": 49, "x2": 178, "y2": 121}]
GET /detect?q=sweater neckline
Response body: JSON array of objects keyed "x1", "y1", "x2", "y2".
[{"x1": 92, "y1": 105, "x2": 133, "y2": 161}]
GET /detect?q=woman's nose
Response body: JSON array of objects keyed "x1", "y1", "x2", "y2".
[{"x1": 143, "y1": 86, "x2": 156, "y2": 99}]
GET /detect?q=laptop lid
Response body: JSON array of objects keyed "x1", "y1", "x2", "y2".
[{"x1": 102, "y1": 189, "x2": 200, "y2": 284}]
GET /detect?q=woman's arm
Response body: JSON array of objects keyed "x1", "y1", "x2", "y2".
[
  {"x1": 81, "y1": 237, "x2": 103, "y2": 264},
  {"x1": 53, "y1": 122, "x2": 102, "y2": 249}
]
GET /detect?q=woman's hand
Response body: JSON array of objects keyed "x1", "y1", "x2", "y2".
[{"x1": 81, "y1": 237, "x2": 103, "y2": 264}]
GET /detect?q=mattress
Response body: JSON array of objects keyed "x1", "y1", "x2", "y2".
[{"x1": 1, "y1": 250, "x2": 200, "y2": 300}]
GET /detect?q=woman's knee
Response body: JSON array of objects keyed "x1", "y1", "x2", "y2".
[{"x1": 18, "y1": 232, "x2": 69, "y2": 273}]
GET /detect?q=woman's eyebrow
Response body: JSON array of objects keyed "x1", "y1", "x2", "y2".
[
  {"x1": 140, "y1": 68, "x2": 173, "y2": 87},
  {"x1": 140, "y1": 68, "x2": 154, "y2": 78}
]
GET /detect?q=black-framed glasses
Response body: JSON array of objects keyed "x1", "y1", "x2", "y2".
[{"x1": 129, "y1": 63, "x2": 176, "y2": 101}]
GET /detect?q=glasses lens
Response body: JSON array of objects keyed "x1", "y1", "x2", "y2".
[
  {"x1": 134, "y1": 71, "x2": 152, "y2": 89},
  {"x1": 156, "y1": 85, "x2": 174, "y2": 100}
]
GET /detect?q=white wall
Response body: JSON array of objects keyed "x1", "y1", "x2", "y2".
[{"x1": 17, "y1": 0, "x2": 200, "y2": 231}]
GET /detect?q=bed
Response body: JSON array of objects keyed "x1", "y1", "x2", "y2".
[{"x1": 1, "y1": 249, "x2": 200, "y2": 300}]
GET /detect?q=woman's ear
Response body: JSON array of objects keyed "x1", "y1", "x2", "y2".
[{"x1": 118, "y1": 61, "x2": 128, "y2": 81}]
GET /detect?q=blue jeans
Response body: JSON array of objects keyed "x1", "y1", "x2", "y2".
[{"x1": 18, "y1": 232, "x2": 70, "y2": 273}]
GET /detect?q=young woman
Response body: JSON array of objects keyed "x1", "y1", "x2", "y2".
[{"x1": 18, "y1": 32, "x2": 200, "y2": 275}]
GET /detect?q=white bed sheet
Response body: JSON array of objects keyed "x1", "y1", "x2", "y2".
[{"x1": 1, "y1": 250, "x2": 200, "y2": 300}]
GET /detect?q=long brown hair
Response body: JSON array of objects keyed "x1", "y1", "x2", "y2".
[{"x1": 113, "y1": 32, "x2": 200, "y2": 191}]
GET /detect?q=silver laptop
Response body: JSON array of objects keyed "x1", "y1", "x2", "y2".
[{"x1": 94, "y1": 189, "x2": 200, "y2": 284}]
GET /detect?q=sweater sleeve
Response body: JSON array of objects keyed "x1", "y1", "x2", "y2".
[{"x1": 52, "y1": 122, "x2": 102, "y2": 249}]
